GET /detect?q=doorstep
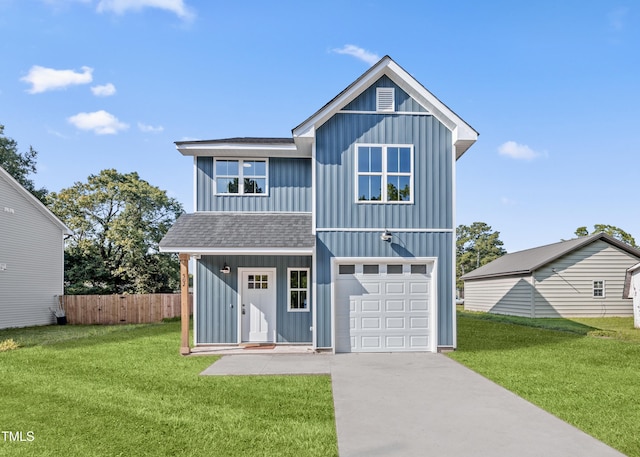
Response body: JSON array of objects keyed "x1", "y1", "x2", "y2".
[{"x1": 189, "y1": 344, "x2": 315, "y2": 356}]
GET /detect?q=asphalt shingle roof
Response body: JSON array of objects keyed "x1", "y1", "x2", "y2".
[
  {"x1": 159, "y1": 212, "x2": 314, "y2": 251},
  {"x1": 461, "y1": 232, "x2": 640, "y2": 281}
]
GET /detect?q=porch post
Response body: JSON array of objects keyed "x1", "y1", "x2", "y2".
[{"x1": 179, "y1": 253, "x2": 191, "y2": 355}]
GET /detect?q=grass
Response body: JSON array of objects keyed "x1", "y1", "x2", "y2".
[
  {"x1": 449, "y1": 310, "x2": 640, "y2": 457},
  {"x1": 0, "y1": 322, "x2": 337, "y2": 457}
]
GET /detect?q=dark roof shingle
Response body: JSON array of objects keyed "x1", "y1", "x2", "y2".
[{"x1": 159, "y1": 212, "x2": 314, "y2": 251}]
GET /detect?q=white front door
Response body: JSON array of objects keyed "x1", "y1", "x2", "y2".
[{"x1": 240, "y1": 269, "x2": 277, "y2": 343}]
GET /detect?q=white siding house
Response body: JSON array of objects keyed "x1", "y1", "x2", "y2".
[
  {"x1": 462, "y1": 233, "x2": 640, "y2": 318},
  {"x1": 0, "y1": 166, "x2": 71, "y2": 329},
  {"x1": 624, "y1": 263, "x2": 640, "y2": 328}
]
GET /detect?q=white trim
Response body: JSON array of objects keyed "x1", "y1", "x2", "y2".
[
  {"x1": 354, "y1": 144, "x2": 414, "y2": 204},
  {"x1": 0, "y1": 166, "x2": 72, "y2": 235},
  {"x1": 160, "y1": 247, "x2": 313, "y2": 255},
  {"x1": 331, "y1": 256, "x2": 438, "y2": 353},
  {"x1": 287, "y1": 267, "x2": 310, "y2": 313},
  {"x1": 593, "y1": 280, "x2": 606, "y2": 298},
  {"x1": 337, "y1": 110, "x2": 431, "y2": 116},
  {"x1": 451, "y1": 143, "x2": 458, "y2": 348},
  {"x1": 292, "y1": 56, "x2": 477, "y2": 159},
  {"x1": 312, "y1": 244, "x2": 317, "y2": 350},
  {"x1": 311, "y1": 140, "x2": 316, "y2": 235},
  {"x1": 315, "y1": 227, "x2": 454, "y2": 233},
  {"x1": 177, "y1": 142, "x2": 306, "y2": 158},
  {"x1": 237, "y1": 267, "x2": 277, "y2": 343},
  {"x1": 192, "y1": 157, "x2": 198, "y2": 212},
  {"x1": 213, "y1": 158, "x2": 269, "y2": 196},
  {"x1": 193, "y1": 256, "x2": 198, "y2": 346}
]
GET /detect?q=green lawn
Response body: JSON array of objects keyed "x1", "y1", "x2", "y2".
[
  {"x1": 449, "y1": 310, "x2": 640, "y2": 457},
  {"x1": 0, "y1": 322, "x2": 337, "y2": 457}
]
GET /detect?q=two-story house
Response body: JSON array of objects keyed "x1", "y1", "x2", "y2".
[{"x1": 160, "y1": 56, "x2": 477, "y2": 354}]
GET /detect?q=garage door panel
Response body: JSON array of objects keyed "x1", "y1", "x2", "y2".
[
  {"x1": 361, "y1": 300, "x2": 381, "y2": 312},
  {"x1": 385, "y1": 282, "x2": 405, "y2": 294},
  {"x1": 335, "y1": 261, "x2": 433, "y2": 353},
  {"x1": 386, "y1": 317, "x2": 405, "y2": 329},
  {"x1": 385, "y1": 300, "x2": 405, "y2": 311}
]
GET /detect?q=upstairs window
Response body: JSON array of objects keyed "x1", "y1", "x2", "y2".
[
  {"x1": 214, "y1": 159, "x2": 267, "y2": 195},
  {"x1": 357, "y1": 145, "x2": 413, "y2": 203}
]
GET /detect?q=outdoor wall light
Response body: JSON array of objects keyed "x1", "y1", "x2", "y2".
[
  {"x1": 220, "y1": 264, "x2": 231, "y2": 274},
  {"x1": 380, "y1": 230, "x2": 392, "y2": 242}
]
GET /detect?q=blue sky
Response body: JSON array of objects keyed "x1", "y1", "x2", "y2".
[{"x1": 0, "y1": 0, "x2": 638, "y2": 253}]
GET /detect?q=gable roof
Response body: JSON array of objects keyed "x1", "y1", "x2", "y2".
[
  {"x1": 159, "y1": 212, "x2": 314, "y2": 254},
  {"x1": 0, "y1": 165, "x2": 71, "y2": 235},
  {"x1": 461, "y1": 233, "x2": 640, "y2": 281},
  {"x1": 292, "y1": 55, "x2": 478, "y2": 159}
]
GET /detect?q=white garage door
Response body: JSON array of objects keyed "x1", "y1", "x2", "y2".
[{"x1": 334, "y1": 261, "x2": 434, "y2": 353}]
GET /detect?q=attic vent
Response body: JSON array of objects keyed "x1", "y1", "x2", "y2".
[{"x1": 376, "y1": 87, "x2": 395, "y2": 112}]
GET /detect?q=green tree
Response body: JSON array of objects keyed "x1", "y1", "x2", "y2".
[
  {"x1": 457, "y1": 222, "x2": 507, "y2": 290},
  {"x1": 0, "y1": 124, "x2": 47, "y2": 201},
  {"x1": 575, "y1": 224, "x2": 637, "y2": 247},
  {"x1": 47, "y1": 169, "x2": 184, "y2": 294}
]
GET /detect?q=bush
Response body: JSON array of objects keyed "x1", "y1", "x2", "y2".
[{"x1": 0, "y1": 338, "x2": 20, "y2": 352}]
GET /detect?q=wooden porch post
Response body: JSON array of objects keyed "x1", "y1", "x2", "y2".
[{"x1": 179, "y1": 253, "x2": 191, "y2": 355}]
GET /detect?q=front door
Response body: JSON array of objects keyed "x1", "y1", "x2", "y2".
[{"x1": 240, "y1": 269, "x2": 277, "y2": 343}]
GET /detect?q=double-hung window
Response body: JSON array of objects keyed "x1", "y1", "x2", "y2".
[
  {"x1": 593, "y1": 280, "x2": 605, "y2": 298},
  {"x1": 214, "y1": 159, "x2": 267, "y2": 195},
  {"x1": 288, "y1": 268, "x2": 309, "y2": 312},
  {"x1": 356, "y1": 145, "x2": 413, "y2": 203}
]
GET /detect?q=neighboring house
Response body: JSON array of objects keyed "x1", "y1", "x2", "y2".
[
  {"x1": 623, "y1": 262, "x2": 640, "y2": 327},
  {"x1": 160, "y1": 56, "x2": 478, "y2": 353},
  {"x1": 0, "y1": 166, "x2": 72, "y2": 329},
  {"x1": 462, "y1": 233, "x2": 640, "y2": 318}
]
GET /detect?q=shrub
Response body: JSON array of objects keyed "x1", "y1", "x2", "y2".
[{"x1": 0, "y1": 338, "x2": 20, "y2": 352}]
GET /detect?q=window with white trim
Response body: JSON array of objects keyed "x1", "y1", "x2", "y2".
[
  {"x1": 214, "y1": 159, "x2": 267, "y2": 195},
  {"x1": 593, "y1": 280, "x2": 605, "y2": 298},
  {"x1": 356, "y1": 145, "x2": 413, "y2": 203},
  {"x1": 288, "y1": 268, "x2": 309, "y2": 312}
]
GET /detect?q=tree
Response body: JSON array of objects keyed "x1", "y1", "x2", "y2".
[
  {"x1": 574, "y1": 224, "x2": 637, "y2": 248},
  {"x1": 457, "y1": 222, "x2": 507, "y2": 290},
  {"x1": 47, "y1": 169, "x2": 184, "y2": 294},
  {"x1": 0, "y1": 124, "x2": 47, "y2": 201}
]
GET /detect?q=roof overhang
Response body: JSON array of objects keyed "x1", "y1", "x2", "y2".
[
  {"x1": 292, "y1": 56, "x2": 478, "y2": 160},
  {"x1": 159, "y1": 247, "x2": 314, "y2": 255},
  {"x1": 175, "y1": 138, "x2": 308, "y2": 158}
]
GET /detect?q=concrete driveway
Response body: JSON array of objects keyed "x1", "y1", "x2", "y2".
[{"x1": 202, "y1": 353, "x2": 625, "y2": 457}]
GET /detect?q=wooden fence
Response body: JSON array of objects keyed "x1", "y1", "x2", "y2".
[{"x1": 59, "y1": 294, "x2": 193, "y2": 325}]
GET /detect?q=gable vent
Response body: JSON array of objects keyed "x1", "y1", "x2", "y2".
[{"x1": 376, "y1": 87, "x2": 395, "y2": 112}]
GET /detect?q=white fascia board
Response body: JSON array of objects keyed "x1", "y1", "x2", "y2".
[
  {"x1": 176, "y1": 142, "x2": 307, "y2": 158},
  {"x1": 159, "y1": 247, "x2": 314, "y2": 255},
  {"x1": 0, "y1": 166, "x2": 72, "y2": 235},
  {"x1": 382, "y1": 62, "x2": 478, "y2": 158},
  {"x1": 292, "y1": 57, "x2": 393, "y2": 139}
]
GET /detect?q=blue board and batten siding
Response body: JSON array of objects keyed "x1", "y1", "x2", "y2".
[
  {"x1": 196, "y1": 157, "x2": 311, "y2": 212},
  {"x1": 314, "y1": 77, "x2": 456, "y2": 347},
  {"x1": 196, "y1": 255, "x2": 312, "y2": 344}
]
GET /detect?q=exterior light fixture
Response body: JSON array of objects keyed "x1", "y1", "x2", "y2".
[
  {"x1": 220, "y1": 264, "x2": 231, "y2": 274},
  {"x1": 380, "y1": 230, "x2": 392, "y2": 242}
]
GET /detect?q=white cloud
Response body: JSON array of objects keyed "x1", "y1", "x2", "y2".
[
  {"x1": 91, "y1": 83, "x2": 116, "y2": 97},
  {"x1": 608, "y1": 7, "x2": 628, "y2": 31},
  {"x1": 498, "y1": 141, "x2": 543, "y2": 160},
  {"x1": 67, "y1": 110, "x2": 129, "y2": 135},
  {"x1": 332, "y1": 45, "x2": 380, "y2": 65},
  {"x1": 138, "y1": 122, "x2": 164, "y2": 133},
  {"x1": 96, "y1": 0, "x2": 194, "y2": 20},
  {"x1": 21, "y1": 65, "x2": 93, "y2": 94}
]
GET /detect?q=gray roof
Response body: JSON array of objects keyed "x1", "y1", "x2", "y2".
[
  {"x1": 159, "y1": 212, "x2": 314, "y2": 252},
  {"x1": 175, "y1": 137, "x2": 294, "y2": 146},
  {"x1": 461, "y1": 232, "x2": 640, "y2": 281}
]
